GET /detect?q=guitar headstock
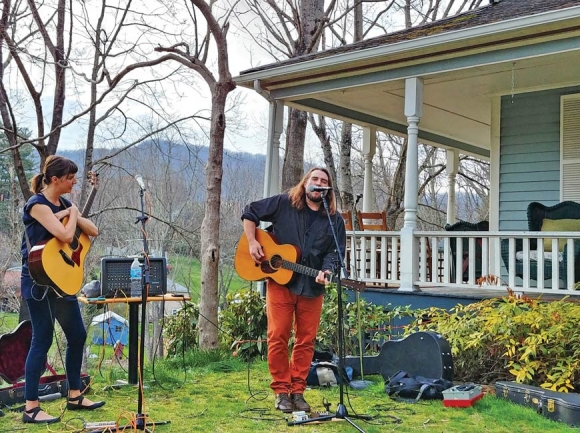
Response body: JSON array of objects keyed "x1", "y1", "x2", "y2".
[
  {"x1": 87, "y1": 171, "x2": 99, "y2": 189},
  {"x1": 342, "y1": 278, "x2": 366, "y2": 293}
]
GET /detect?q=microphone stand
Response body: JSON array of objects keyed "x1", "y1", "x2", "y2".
[
  {"x1": 97, "y1": 185, "x2": 170, "y2": 433},
  {"x1": 135, "y1": 185, "x2": 151, "y2": 431},
  {"x1": 288, "y1": 191, "x2": 372, "y2": 432},
  {"x1": 351, "y1": 195, "x2": 366, "y2": 381}
]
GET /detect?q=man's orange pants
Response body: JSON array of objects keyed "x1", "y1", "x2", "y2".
[{"x1": 266, "y1": 280, "x2": 324, "y2": 395}]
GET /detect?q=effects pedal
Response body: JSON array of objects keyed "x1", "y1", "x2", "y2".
[
  {"x1": 291, "y1": 411, "x2": 309, "y2": 422},
  {"x1": 83, "y1": 420, "x2": 118, "y2": 430}
]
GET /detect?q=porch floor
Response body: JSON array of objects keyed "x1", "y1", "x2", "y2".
[{"x1": 349, "y1": 284, "x2": 578, "y2": 312}]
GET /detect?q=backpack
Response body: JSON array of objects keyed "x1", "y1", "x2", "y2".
[
  {"x1": 385, "y1": 370, "x2": 453, "y2": 402},
  {"x1": 306, "y1": 362, "x2": 352, "y2": 387}
]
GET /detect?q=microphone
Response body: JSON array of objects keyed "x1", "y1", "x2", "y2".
[
  {"x1": 135, "y1": 175, "x2": 146, "y2": 190},
  {"x1": 39, "y1": 392, "x2": 62, "y2": 402},
  {"x1": 308, "y1": 185, "x2": 333, "y2": 192}
]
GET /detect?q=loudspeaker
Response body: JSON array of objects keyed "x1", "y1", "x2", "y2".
[{"x1": 101, "y1": 257, "x2": 167, "y2": 298}]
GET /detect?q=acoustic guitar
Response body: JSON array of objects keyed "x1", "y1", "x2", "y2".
[
  {"x1": 28, "y1": 172, "x2": 99, "y2": 296},
  {"x1": 234, "y1": 228, "x2": 365, "y2": 292}
]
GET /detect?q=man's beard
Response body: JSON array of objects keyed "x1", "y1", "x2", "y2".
[{"x1": 306, "y1": 192, "x2": 323, "y2": 203}]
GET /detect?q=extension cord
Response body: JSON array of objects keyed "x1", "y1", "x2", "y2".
[{"x1": 83, "y1": 420, "x2": 118, "y2": 429}]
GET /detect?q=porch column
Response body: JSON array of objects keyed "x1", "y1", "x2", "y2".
[
  {"x1": 399, "y1": 77, "x2": 423, "y2": 292},
  {"x1": 263, "y1": 100, "x2": 284, "y2": 196},
  {"x1": 257, "y1": 99, "x2": 284, "y2": 297},
  {"x1": 446, "y1": 150, "x2": 459, "y2": 225},
  {"x1": 361, "y1": 127, "x2": 376, "y2": 211}
]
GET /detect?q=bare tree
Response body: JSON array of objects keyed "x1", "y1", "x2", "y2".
[
  {"x1": 153, "y1": 0, "x2": 237, "y2": 349},
  {"x1": 0, "y1": 1, "x2": 196, "y2": 200},
  {"x1": 242, "y1": 0, "x2": 336, "y2": 189}
]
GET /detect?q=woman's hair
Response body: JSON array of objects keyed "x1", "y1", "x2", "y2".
[
  {"x1": 288, "y1": 167, "x2": 337, "y2": 215},
  {"x1": 29, "y1": 155, "x2": 78, "y2": 194}
]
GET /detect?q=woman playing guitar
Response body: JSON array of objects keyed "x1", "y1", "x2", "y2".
[{"x1": 20, "y1": 155, "x2": 105, "y2": 424}]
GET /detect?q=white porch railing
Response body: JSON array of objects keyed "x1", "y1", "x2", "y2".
[{"x1": 345, "y1": 230, "x2": 580, "y2": 295}]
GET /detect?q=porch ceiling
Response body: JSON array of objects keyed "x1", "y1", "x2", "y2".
[
  {"x1": 279, "y1": 50, "x2": 580, "y2": 158},
  {"x1": 235, "y1": 6, "x2": 580, "y2": 159}
]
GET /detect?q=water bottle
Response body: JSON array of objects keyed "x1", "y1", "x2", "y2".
[{"x1": 130, "y1": 257, "x2": 142, "y2": 298}]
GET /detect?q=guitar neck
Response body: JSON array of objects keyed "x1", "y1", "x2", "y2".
[
  {"x1": 278, "y1": 257, "x2": 364, "y2": 292},
  {"x1": 81, "y1": 186, "x2": 97, "y2": 218},
  {"x1": 72, "y1": 182, "x2": 98, "y2": 239},
  {"x1": 280, "y1": 259, "x2": 320, "y2": 279}
]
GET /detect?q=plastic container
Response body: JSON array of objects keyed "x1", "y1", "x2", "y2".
[
  {"x1": 130, "y1": 257, "x2": 142, "y2": 298},
  {"x1": 443, "y1": 384, "x2": 483, "y2": 407}
]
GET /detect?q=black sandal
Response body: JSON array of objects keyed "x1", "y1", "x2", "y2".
[
  {"x1": 67, "y1": 394, "x2": 106, "y2": 411},
  {"x1": 22, "y1": 407, "x2": 60, "y2": 424}
]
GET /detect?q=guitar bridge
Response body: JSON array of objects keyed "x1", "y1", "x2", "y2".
[{"x1": 59, "y1": 250, "x2": 75, "y2": 267}]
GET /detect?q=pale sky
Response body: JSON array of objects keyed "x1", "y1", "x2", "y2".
[{"x1": 30, "y1": 0, "x2": 446, "y2": 158}]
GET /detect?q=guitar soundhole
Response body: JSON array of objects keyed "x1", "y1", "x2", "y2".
[
  {"x1": 260, "y1": 261, "x2": 275, "y2": 274},
  {"x1": 270, "y1": 255, "x2": 282, "y2": 270}
]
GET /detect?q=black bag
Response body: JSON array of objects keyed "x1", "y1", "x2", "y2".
[
  {"x1": 307, "y1": 362, "x2": 348, "y2": 387},
  {"x1": 385, "y1": 370, "x2": 453, "y2": 402}
]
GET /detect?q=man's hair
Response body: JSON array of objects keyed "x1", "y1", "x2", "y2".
[{"x1": 288, "y1": 167, "x2": 337, "y2": 215}]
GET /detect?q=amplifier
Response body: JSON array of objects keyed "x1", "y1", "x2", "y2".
[{"x1": 101, "y1": 257, "x2": 167, "y2": 297}]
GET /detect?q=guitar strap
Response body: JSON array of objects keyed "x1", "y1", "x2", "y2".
[
  {"x1": 23, "y1": 197, "x2": 69, "y2": 254},
  {"x1": 24, "y1": 230, "x2": 31, "y2": 256},
  {"x1": 58, "y1": 196, "x2": 69, "y2": 209}
]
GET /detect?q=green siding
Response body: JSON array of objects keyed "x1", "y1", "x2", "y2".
[{"x1": 499, "y1": 86, "x2": 580, "y2": 230}]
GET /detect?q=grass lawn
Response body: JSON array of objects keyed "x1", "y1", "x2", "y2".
[{"x1": 0, "y1": 349, "x2": 574, "y2": 433}]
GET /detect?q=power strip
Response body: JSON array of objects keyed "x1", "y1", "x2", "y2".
[{"x1": 83, "y1": 420, "x2": 118, "y2": 429}]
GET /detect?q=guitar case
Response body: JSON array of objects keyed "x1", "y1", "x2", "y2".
[
  {"x1": 0, "y1": 321, "x2": 91, "y2": 409},
  {"x1": 344, "y1": 331, "x2": 453, "y2": 382},
  {"x1": 496, "y1": 381, "x2": 580, "y2": 427}
]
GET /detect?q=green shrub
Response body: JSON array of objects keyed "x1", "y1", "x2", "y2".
[
  {"x1": 216, "y1": 286, "x2": 413, "y2": 361},
  {"x1": 164, "y1": 302, "x2": 200, "y2": 356},
  {"x1": 409, "y1": 293, "x2": 580, "y2": 392},
  {"x1": 317, "y1": 285, "x2": 414, "y2": 355},
  {"x1": 218, "y1": 289, "x2": 267, "y2": 361}
]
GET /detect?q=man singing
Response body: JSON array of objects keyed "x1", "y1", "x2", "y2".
[{"x1": 241, "y1": 167, "x2": 346, "y2": 413}]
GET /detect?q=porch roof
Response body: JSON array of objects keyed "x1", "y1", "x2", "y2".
[{"x1": 234, "y1": 0, "x2": 580, "y2": 158}]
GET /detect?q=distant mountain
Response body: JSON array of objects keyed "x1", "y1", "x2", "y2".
[{"x1": 60, "y1": 142, "x2": 268, "y2": 198}]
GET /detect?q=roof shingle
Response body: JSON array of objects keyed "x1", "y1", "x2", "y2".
[{"x1": 240, "y1": 0, "x2": 580, "y2": 75}]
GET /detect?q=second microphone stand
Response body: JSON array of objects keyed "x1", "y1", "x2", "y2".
[
  {"x1": 119, "y1": 185, "x2": 170, "y2": 432},
  {"x1": 134, "y1": 186, "x2": 152, "y2": 431},
  {"x1": 287, "y1": 192, "x2": 372, "y2": 432}
]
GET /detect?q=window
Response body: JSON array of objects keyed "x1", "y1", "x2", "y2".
[{"x1": 561, "y1": 94, "x2": 580, "y2": 201}]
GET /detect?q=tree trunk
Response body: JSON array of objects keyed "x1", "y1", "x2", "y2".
[
  {"x1": 281, "y1": 107, "x2": 307, "y2": 190},
  {"x1": 281, "y1": 0, "x2": 324, "y2": 189},
  {"x1": 308, "y1": 113, "x2": 341, "y2": 206},
  {"x1": 338, "y1": 122, "x2": 354, "y2": 212},
  {"x1": 386, "y1": 138, "x2": 407, "y2": 230},
  {"x1": 198, "y1": 85, "x2": 229, "y2": 350}
]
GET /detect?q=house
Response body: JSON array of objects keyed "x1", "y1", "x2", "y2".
[
  {"x1": 90, "y1": 311, "x2": 129, "y2": 346},
  {"x1": 233, "y1": 0, "x2": 580, "y2": 304},
  {"x1": 163, "y1": 278, "x2": 190, "y2": 316}
]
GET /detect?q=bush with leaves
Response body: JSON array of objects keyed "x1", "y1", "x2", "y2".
[
  {"x1": 164, "y1": 302, "x2": 200, "y2": 356},
  {"x1": 219, "y1": 289, "x2": 268, "y2": 361},
  {"x1": 409, "y1": 293, "x2": 580, "y2": 392},
  {"x1": 216, "y1": 285, "x2": 414, "y2": 361},
  {"x1": 317, "y1": 285, "x2": 414, "y2": 356}
]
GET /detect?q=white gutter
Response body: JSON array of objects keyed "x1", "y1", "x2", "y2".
[
  {"x1": 253, "y1": 79, "x2": 273, "y2": 102},
  {"x1": 234, "y1": 6, "x2": 580, "y2": 83}
]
